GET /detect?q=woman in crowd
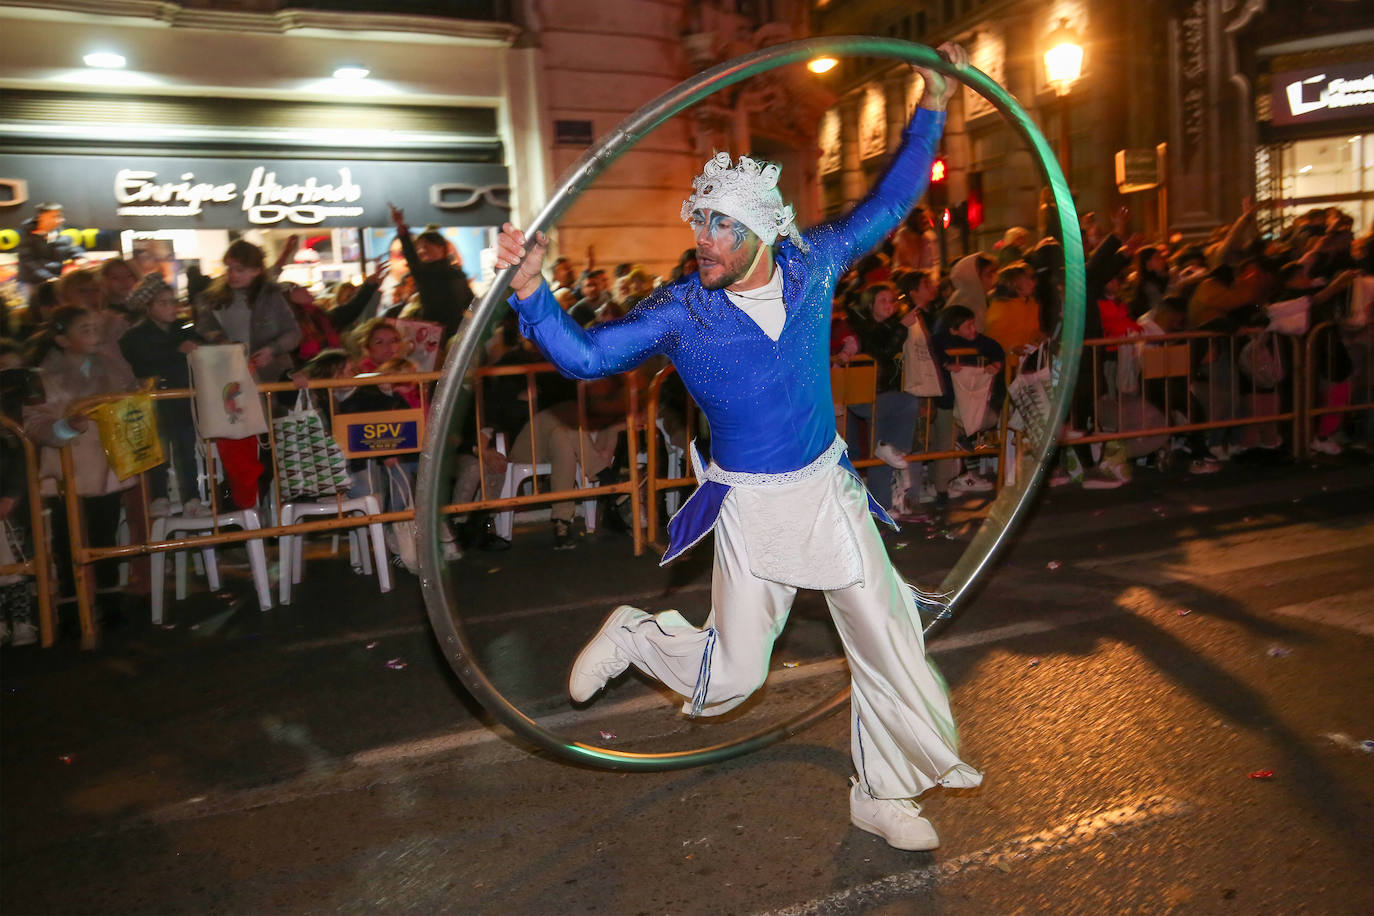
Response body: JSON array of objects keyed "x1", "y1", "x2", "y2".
[{"x1": 193, "y1": 239, "x2": 301, "y2": 383}]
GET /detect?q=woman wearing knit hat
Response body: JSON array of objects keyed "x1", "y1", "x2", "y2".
[{"x1": 118, "y1": 277, "x2": 204, "y2": 518}]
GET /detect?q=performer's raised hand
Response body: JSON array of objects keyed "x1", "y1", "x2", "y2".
[
  {"x1": 915, "y1": 42, "x2": 967, "y2": 112},
  {"x1": 494, "y1": 222, "x2": 550, "y2": 300}
]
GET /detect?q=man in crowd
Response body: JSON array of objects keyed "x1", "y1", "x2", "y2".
[
  {"x1": 494, "y1": 43, "x2": 980, "y2": 852},
  {"x1": 17, "y1": 202, "x2": 84, "y2": 292}
]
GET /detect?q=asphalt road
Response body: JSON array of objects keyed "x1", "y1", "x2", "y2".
[{"x1": 3, "y1": 456, "x2": 1373, "y2": 914}]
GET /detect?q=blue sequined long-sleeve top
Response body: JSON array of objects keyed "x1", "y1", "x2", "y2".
[{"x1": 509, "y1": 107, "x2": 946, "y2": 560}]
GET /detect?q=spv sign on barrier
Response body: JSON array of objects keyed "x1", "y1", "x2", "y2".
[{"x1": 333, "y1": 410, "x2": 424, "y2": 458}]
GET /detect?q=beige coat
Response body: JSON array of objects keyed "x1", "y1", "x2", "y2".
[{"x1": 24, "y1": 350, "x2": 139, "y2": 497}]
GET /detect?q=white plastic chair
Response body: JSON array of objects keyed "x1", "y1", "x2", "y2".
[
  {"x1": 492, "y1": 460, "x2": 599, "y2": 540},
  {"x1": 278, "y1": 495, "x2": 391, "y2": 605},
  {"x1": 150, "y1": 509, "x2": 273, "y2": 624}
]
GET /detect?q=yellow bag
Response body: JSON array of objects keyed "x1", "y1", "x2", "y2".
[{"x1": 90, "y1": 392, "x2": 164, "y2": 481}]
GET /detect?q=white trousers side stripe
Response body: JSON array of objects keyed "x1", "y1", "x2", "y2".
[{"x1": 606, "y1": 466, "x2": 982, "y2": 799}]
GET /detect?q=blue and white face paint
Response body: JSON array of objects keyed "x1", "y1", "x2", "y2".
[
  {"x1": 688, "y1": 209, "x2": 749, "y2": 251},
  {"x1": 690, "y1": 208, "x2": 764, "y2": 291}
]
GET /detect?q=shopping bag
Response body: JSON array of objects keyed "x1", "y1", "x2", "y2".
[
  {"x1": 1345, "y1": 275, "x2": 1374, "y2": 329},
  {"x1": 273, "y1": 390, "x2": 351, "y2": 501},
  {"x1": 1266, "y1": 296, "x2": 1311, "y2": 336},
  {"x1": 950, "y1": 366, "x2": 996, "y2": 434},
  {"x1": 1007, "y1": 346, "x2": 1053, "y2": 443},
  {"x1": 1115, "y1": 336, "x2": 1142, "y2": 395},
  {"x1": 1239, "y1": 332, "x2": 1284, "y2": 390},
  {"x1": 187, "y1": 345, "x2": 268, "y2": 439},
  {"x1": 89, "y1": 391, "x2": 163, "y2": 480},
  {"x1": 901, "y1": 322, "x2": 944, "y2": 397},
  {"x1": 384, "y1": 464, "x2": 420, "y2": 575}
]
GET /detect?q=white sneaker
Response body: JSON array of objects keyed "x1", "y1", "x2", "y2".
[
  {"x1": 1310, "y1": 437, "x2": 1342, "y2": 456},
  {"x1": 947, "y1": 472, "x2": 994, "y2": 494},
  {"x1": 1081, "y1": 468, "x2": 1126, "y2": 489},
  {"x1": 917, "y1": 482, "x2": 938, "y2": 504},
  {"x1": 1208, "y1": 444, "x2": 1232, "y2": 462},
  {"x1": 10, "y1": 622, "x2": 38, "y2": 646},
  {"x1": 849, "y1": 778, "x2": 939, "y2": 851},
  {"x1": 149, "y1": 498, "x2": 171, "y2": 518},
  {"x1": 874, "y1": 441, "x2": 910, "y2": 469},
  {"x1": 441, "y1": 539, "x2": 462, "y2": 562},
  {"x1": 569, "y1": 605, "x2": 645, "y2": 703},
  {"x1": 1048, "y1": 468, "x2": 1072, "y2": 487},
  {"x1": 182, "y1": 498, "x2": 206, "y2": 517}
]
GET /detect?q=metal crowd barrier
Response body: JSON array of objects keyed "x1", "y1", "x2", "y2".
[
  {"x1": 44, "y1": 365, "x2": 642, "y2": 646},
  {"x1": 0, "y1": 415, "x2": 55, "y2": 647},
  {"x1": 19, "y1": 323, "x2": 1372, "y2": 646}
]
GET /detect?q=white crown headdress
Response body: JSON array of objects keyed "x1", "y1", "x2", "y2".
[{"x1": 681, "y1": 152, "x2": 808, "y2": 252}]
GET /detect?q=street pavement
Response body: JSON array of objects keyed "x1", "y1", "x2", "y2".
[{"x1": 3, "y1": 455, "x2": 1373, "y2": 914}]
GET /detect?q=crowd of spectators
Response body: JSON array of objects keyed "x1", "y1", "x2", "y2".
[
  {"x1": 2, "y1": 193, "x2": 1372, "y2": 644},
  {"x1": 826, "y1": 199, "x2": 1374, "y2": 520}
]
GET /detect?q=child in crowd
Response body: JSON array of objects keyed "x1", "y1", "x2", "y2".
[
  {"x1": 929, "y1": 304, "x2": 1004, "y2": 506},
  {"x1": 118, "y1": 276, "x2": 204, "y2": 517},
  {"x1": 24, "y1": 306, "x2": 147, "y2": 622},
  {"x1": 0, "y1": 339, "x2": 37, "y2": 645}
]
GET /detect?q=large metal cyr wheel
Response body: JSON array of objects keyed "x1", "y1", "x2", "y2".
[{"x1": 416, "y1": 37, "x2": 1085, "y2": 772}]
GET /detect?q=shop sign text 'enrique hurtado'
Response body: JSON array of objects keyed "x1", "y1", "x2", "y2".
[{"x1": 114, "y1": 166, "x2": 365, "y2": 225}]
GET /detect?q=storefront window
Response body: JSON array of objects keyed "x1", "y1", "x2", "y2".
[{"x1": 1273, "y1": 133, "x2": 1374, "y2": 231}]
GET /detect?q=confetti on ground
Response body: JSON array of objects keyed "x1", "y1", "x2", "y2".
[
  {"x1": 1323, "y1": 733, "x2": 1374, "y2": 753},
  {"x1": 1177, "y1": 609, "x2": 1192, "y2": 617},
  {"x1": 57, "y1": 754, "x2": 75, "y2": 765},
  {"x1": 365, "y1": 641, "x2": 379, "y2": 650},
  {"x1": 1046, "y1": 561, "x2": 1061, "y2": 570},
  {"x1": 599, "y1": 730, "x2": 617, "y2": 740},
  {"x1": 893, "y1": 542, "x2": 908, "y2": 550},
  {"x1": 1027, "y1": 658, "x2": 1040, "y2": 668},
  {"x1": 782, "y1": 661, "x2": 800, "y2": 668},
  {"x1": 1248, "y1": 769, "x2": 1274, "y2": 780},
  {"x1": 488, "y1": 568, "x2": 500, "y2": 574},
  {"x1": 1266, "y1": 645, "x2": 1291, "y2": 657},
  {"x1": 159, "y1": 624, "x2": 177, "y2": 630},
  {"x1": 385, "y1": 658, "x2": 407, "y2": 670}
]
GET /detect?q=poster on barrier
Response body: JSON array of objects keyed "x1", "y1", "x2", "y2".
[
  {"x1": 393, "y1": 319, "x2": 444, "y2": 372},
  {"x1": 331, "y1": 409, "x2": 425, "y2": 459}
]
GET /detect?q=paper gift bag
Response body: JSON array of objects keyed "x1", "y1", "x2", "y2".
[{"x1": 187, "y1": 345, "x2": 268, "y2": 439}]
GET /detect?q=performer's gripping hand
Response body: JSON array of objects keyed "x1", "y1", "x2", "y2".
[
  {"x1": 915, "y1": 42, "x2": 968, "y2": 112},
  {"x1": 494, "y1": 223, "x2": 550, "y2": 300}
]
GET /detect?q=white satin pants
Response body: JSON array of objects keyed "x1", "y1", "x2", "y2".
[{"x1": 604, "y1": 465, "x2": 983, "y2": 799}]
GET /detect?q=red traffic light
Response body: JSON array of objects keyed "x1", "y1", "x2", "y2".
[{"x1": 931, "y1": 158, "x2": 947, "y2": 183}]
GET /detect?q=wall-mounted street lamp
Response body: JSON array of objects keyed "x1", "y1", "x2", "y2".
[
  {"x1": 1044, "y1": 18, "x2": 1083, "y2": 96},
  {"x1": 1043, "y1": 18, "x2": 1083, "y2": 178}
]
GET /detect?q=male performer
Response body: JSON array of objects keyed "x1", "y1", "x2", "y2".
[{"x1": 494, "y1": 43, "x2": 980, "y2": 851}]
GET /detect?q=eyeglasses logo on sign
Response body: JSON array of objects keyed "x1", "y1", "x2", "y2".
[
  {"x1": 429, "y1": 183, "x2": 510, "y2": 210},
  {"x1": 1285, "y1": 72, "x2": 1374, "y2": 118},
  {"x1": 115, "y1": 166, "x2": 365, "y2": 224}
]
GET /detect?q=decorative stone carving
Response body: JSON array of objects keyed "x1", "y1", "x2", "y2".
[
  {"x1": 859, "y1": 84, "x2": 886, "y2": 160},
  {"x1": 819, "y1": 108, "x2": 841, "y2": 174}
]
